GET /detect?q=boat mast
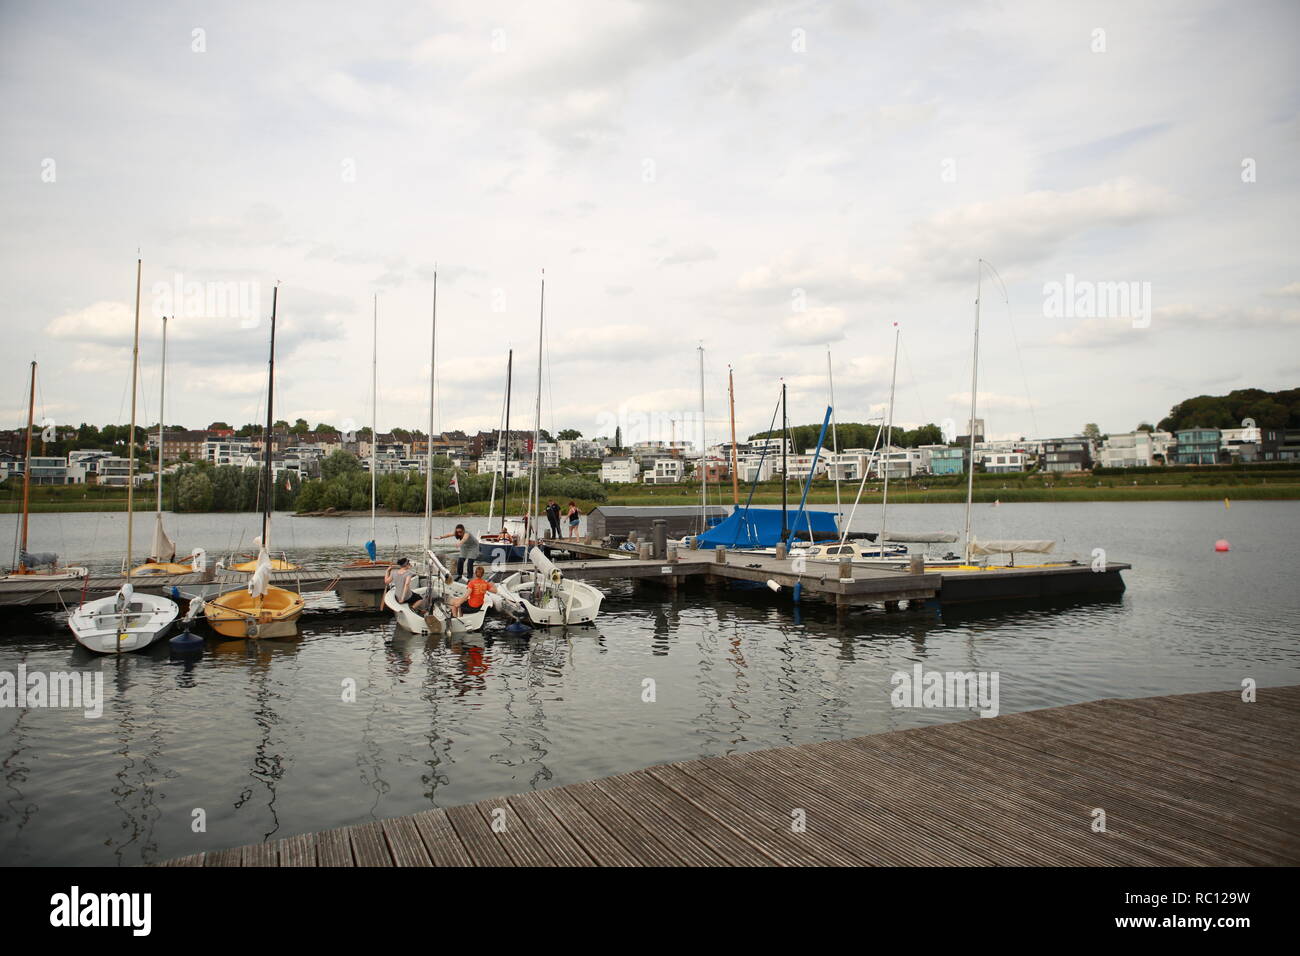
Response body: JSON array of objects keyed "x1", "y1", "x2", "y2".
[
  {"x1": 531, "y1": 271, "x2": 544, "y2": 544},
  {"x1": 262, "y1": 284, "x2": 278, "y2": 550},
  {"x1": 19, "y1": 361, "x2": 35, "y2": 564},
  {"x1": 780, "y1": 381, "x2": 788, "y2": 539},
  {"x1": 827, "y1": 346, "x2": 841, "y2": 518},
  {"x1": 486, "y1": 349, "x2": 511, "y2": 532},
  {"x1": 156, "y1": 315, "x2": 167, "y2": 518},
  {"x1": 126, "y1": 257, "x2": 142, "y2": 576},
  {"x1": 727, "y1": 367, "x2": 739, "y2": 506},
  {"x1": 963, "y1": 262, "x2": 982, "y2": 564},
  {"x1": 370, "y1": 293, "x2": 378, "y2": 549},
  {"x1": 698, "y1": 343, "x2": 706, "y2": 533},
  {"x1": 503, "y1": 350, "x2": 513, "y2": 524},
  {"x1": 880, "y1": 326, "x2": 899, "y2": 554},
  {"x1": 424, "y1": 274, "x2": 437, "y2": 556}
]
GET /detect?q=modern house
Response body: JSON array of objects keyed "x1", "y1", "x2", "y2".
[
  {"x1": 645, "y1": 458, "x2": 684, "y2": 484},
  {"x1": 1040, "y1": 439, "x2": 1093, "y2": 473},
  {"x1": 928, "y1": 447, "x2": 967, "y2": 475},
  {"x1": 1171, "y1": 428, "x2": 1222, "y2": 465}
]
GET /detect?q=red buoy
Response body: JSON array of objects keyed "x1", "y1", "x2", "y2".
[{"x1": 1215, "y1": 539, "x2": 1231, "y2": 552}]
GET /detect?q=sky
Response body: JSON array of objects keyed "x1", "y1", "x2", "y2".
[{"x1": 1, "y1": 0, "x2": 1297, "y2": 450}]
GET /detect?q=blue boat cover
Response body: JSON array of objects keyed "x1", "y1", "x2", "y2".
[{"x1": 694, "y1": 507, "x2": 839, "y2": 549}]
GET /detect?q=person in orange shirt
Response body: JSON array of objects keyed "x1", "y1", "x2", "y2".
[{"x1": 449, "y1": 565, "x2": 497, "y2": 617}]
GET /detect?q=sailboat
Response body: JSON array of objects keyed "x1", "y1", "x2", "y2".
[
  {"x1": 959, "y1": 260, "x2": 1058, "y2": 568},
  {"x1": 477, "y1": 349, "x2": 528, "y2": 563},
  {"x1": 201, "y1": 284, "x2": 306, "y2": 638},
  {"x1": 131, "y1": 315, "x2": 206, "y2": 577},
  {"x1": 3, "y1": 361, "x2": 88, "y2": 582},
  {"x1": 496, "y1": 272, "x2": 604, "y2": 626},
  {"x1": 383, "y1": 272, "x2": 487, "y2": 634},
  {"x1": 68, "y1": 257, "x2": 180, "y2": 653}
]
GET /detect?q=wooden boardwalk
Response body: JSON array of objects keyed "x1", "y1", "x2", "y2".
[{"x1": 161, "y1": 686, "x2": 1300, "y2": 867}]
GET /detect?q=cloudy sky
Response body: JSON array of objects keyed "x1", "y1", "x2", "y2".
[{"x1": 2, "y1": 0, "x2": 1296, "y2": 448}]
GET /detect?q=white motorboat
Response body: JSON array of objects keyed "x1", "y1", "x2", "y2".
[
  {"x1": 68, "y1": 583, "x2": 179, "y2": 654},
  {"x1": 497, "y1": 547, "x2": 603, "y2": 626}
]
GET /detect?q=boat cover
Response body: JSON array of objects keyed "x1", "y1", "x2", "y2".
[
  {"x1": 881, "y1": 532, "x2": 958, "y2": 543},
  {"x1": 969, "y1": 538, "x2": 1056, "y2": 555},
  {"x1": 694, "y1": 507, "x2": 839, "y2": 549}
]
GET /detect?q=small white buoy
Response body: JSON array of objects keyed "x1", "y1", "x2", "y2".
[{"x1": 766, "y1": 579, "x2": 781, "y2": 592}]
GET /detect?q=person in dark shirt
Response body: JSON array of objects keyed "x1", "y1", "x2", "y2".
[{"x1": 545, "y1": 499, "x2": 561, "y2": 538}]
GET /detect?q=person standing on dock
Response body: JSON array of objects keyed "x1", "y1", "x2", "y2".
[
  {"x1": 435, "y1": 524, "x2": 479, "y2": 579},
  {"x1": 545, "y1": 499, "x2": 561, "y2": 538},
  {"x1": 566, "y1": 501, "x2": 580, "y2": 538}
]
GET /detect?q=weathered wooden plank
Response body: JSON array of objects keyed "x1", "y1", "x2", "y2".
[
  {"x1": 474, "y1": 798, "x2": 555, "y2": 867},
  {"x1": 382, "y1": 816, "x2": 433, "y2": 867},
  {"x1": 563, "y1": 780, "x2": 685, "y2": 866},
  {"x1": 275, "y1": 832, "x2": 316, "y2": 867},
  {"x1": 348, "y1": 820, "x2": 394, "y2": 867},
  {"x1": 534, "y1": 784, "x2": 643, "y2": 866},
  {"x1": 241, "y1": 841, "x2": 278, "y2": 867},
  {"x1": 590, "y1": 773, "x2": 729, "y2": 866},
  {"x1": 411, "y1": 808, "x2": 474, "y2": 867},
  {"x1": 598, "y1": 770, "x2": 775, "y2": 866},
  {"x1": 161, "y1": 852, "x2": 206, "y2": 867},
  {"x1": 445, "y1": 803, "x2": 515, "y2": 867},
  {"x1": 203, "y1": 847, "x2": 243, "y2": 867},
  {"x1": 315, "y1": 827, "x2": 355, "y2": 867},
  {"x1": 507, "y1": 791, "x2": 597, "y2": 866}
]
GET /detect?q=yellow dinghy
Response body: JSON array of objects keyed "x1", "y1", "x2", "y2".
[
  {"x1": 202, "y1": 585, "x2": 304, "y2": 638},
  {"x1": 202, "y1": 546, "x2": 304, "y2": 638}
]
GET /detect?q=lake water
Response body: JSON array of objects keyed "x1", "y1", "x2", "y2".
[{"x1": 2, "y1": 501, "x2": 1298, "y2": 865}]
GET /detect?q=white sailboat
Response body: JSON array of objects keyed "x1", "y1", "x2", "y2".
[
  {"x1": 131, "y1": 314, "x2": 206, "y2": 577},
  {"x1": 69, "y1": 257, "x2": 179, "y2": 653},
  {"x1": 3, "y1": 361, "x2": 88, "y2": 583},
  {"x1": 496, "y1": 273, "x2": 604, "y2": 626},
  {"x1": 497, "y1": 547, "x2": 603, "y2": 626},
  {"x1": 383, "y1": 271, "x2": 488, "y2": 635}
]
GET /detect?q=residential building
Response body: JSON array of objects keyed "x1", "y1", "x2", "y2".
[
  {"x1": 27, "y1": 456, "x2": 71, "y2": 485},
  {"x1": 645, "y1": 459, "x2": 684, "y2": 484},
  {"x1": 981, "y1": 452, "x2": 1028, "y2": 473},
  {"x1": 204, "y1": 439, "x2": 259, "y2": 466},
  {"x1": 478, "y1": 452, "x2": 526, "y2": 479},
  {"x1": 558, "y1": 439, "x2": 601, "y2": 460},
  {"x1": 929, "y1": 447, "x2": 967, "y2": 475},
  {"x1": 1040, "y1": 438, "x2": 1093, "y2": 473},
  {"x1": 1171, "y1": 428, "x2": 1222, "y2": 465},
  {"x1": 601, "y1": 457, "x2": 640, "y2": 483}
]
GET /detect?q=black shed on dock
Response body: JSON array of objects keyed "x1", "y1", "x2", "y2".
[{"x1": 586, "y1": 505, "x2": 730, "y2": 542}]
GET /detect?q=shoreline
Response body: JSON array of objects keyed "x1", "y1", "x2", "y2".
[{"x1": 3, "y1": 484, "x2": 1297, "y2": 516}]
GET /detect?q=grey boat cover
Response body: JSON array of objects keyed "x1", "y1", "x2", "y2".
[
  {"x1": 969, "y1": 538, "x2": 1056, "y2": 555},
  {"x1": 881, "y1": 532, "x2": 958, "y2": 543},
  {"x1": 20, "y1": 550, "x2": 59, "y2": 567}
]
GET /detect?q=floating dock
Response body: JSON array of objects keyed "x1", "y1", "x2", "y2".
[
  {"x1": 158, "y1": 686, "x2": 1300, "y2": 866},
  {"x1": 0, "y1": 542, "x2": 1127, "y2": 612}
]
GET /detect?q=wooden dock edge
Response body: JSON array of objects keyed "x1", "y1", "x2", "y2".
[{"x1": 156, "y1": 685, "x2": 1299, "y2": 868}]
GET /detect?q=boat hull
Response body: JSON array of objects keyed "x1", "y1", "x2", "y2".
[
  {"x1": 68, "y1": 593, "x2": 179, "y2": 654},
  {"x1": 383, "y1": 582, "x2": 487, "y2": 634},
  {"x1": 201, "y1": 586, "x2": 305, "y2": 638},
  {"x1": 497, "y1": 571, "x2": 603, "y2": 626}
]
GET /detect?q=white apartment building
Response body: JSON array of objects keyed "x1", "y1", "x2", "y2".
[
  {"x1": 601, "y1": 457, "x2": 640, "y2": 483},
  {"x1": 736, "y1": 455, "x2": 776, "y2": 483},
  {"x1": 558, "y1": 439, "x2": 601, "y2": 460},
  {"x1": 786, "y1": 452, "x2": 828, "y2": 481},
  {"x1": 645, "y1": 459, "x2": 684, "y2": 484},
  {"x1": 477, "y1": 452, "x2": 527, "y2": 479},
  {"x1": 204, "y1": 439, "x2": 258, "y2": 466},
  {"x1": 1097, "y1": 430, "x2": 1173, "y2": 469},
  {"x1": 981, "y1": 451, "x2": 1028, "y2": 473}
]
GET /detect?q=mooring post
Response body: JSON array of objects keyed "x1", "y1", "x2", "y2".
[
  {"x1": 652, "y1": 518, "x2": 668, "y2": 560},
  {"x1": 715, "y1": 545, "x2": 727, "y2": 565},
  {"x1": 839, "y1": 556, "x2": 852, "y2": 581},
  {"x1": 667, "y1": 541, "x2": 678, "y2": 564},
  {"x1": 775, "y1": 542, "x2": 787, "y2": 560},
  {"x1": 909, "y1": 554, "x2": 925, "y2": 575}
]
